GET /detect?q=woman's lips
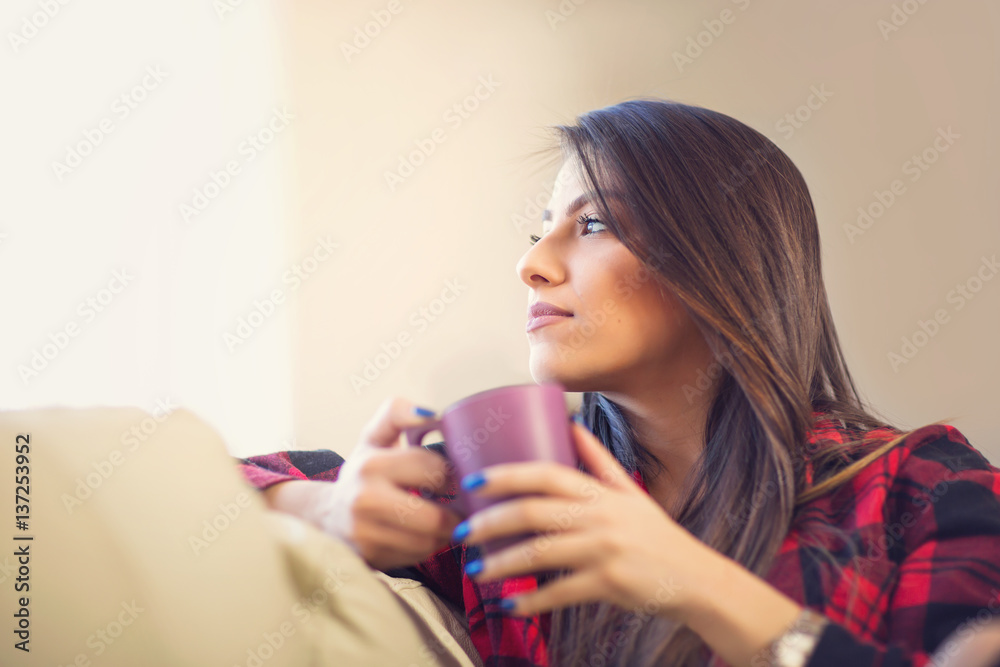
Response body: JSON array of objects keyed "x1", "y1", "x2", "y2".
[{"x1": 526, "y1": 313, "x2": 572, "y2": 333}]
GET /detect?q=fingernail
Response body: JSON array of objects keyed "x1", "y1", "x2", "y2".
[
  {"x1": 452, "y1": 520, "x2": 470, "y2": 542},
  {"x1": 413, "y1": 406, "x2": 435, "y2": 417},
  {"x1": 499, "y1": 598, "x2": 516, "y2": 613},
  {"x1": 571, "y1": 413, "x2": 585, "y2": 426},
  {"x1": 464, "y1": 559, "x2": 483, "y2": 576},
  {"x1": 461, "y1": 471, "x2": 486, "y2": 491}
]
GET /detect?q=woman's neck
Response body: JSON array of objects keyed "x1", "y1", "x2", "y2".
[{"x1": 602, "y1": 386, "x2": 711, "y2": 513}]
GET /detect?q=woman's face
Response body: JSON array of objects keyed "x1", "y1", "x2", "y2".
[{"x1": 516, "y1": 160, "x2": 712, "y2": 395}]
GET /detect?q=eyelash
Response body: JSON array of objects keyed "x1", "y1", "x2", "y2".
[{"x1": 529, "y1": 213, "x2": 604, "y2": 246}]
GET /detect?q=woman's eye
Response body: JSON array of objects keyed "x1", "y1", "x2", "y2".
[
  {"x1": 578, "y1": 214, "x2": 606, "y2": 235},
  {"x1": 529, "y1": 215, "x2": 605, "y2": 246}
]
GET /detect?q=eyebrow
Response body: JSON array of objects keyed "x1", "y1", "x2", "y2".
[{"x1": 541, "y1": 190, "x2": 624, "y2": 223}]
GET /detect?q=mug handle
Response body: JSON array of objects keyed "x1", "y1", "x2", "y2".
[{"x1": 403, "y1": 418, "x2": 444, "y2": 448}]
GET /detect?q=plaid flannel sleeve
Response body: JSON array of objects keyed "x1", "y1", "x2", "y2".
[
  {"x1": 237, "y1": 449, "x2": 345, "y2": 489},
  {"x1": 806, "y1": 425, "x2": 1000, "y2": 667},
  {"x1": 235, "y1": 443, "x2": 468, "y2": 611}
]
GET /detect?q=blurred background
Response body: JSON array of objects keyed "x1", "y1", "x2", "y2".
[{"x1": 2, "y1": 0, "x2": 998, "y2": 461}]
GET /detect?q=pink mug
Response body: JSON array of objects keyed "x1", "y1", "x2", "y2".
[{"x1": 403, "y1": 382, "x2": 579, "y2": 555}]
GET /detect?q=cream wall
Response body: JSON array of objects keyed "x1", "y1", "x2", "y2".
[
  {"x1": 2, "y1": 1, "x2": 298, "y2": 456},
  {"x1": 269, "y1": 1, "x2": 1000, "y2": 462}
]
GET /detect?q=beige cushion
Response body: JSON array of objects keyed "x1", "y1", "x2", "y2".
[{"x1": 0, "y1": 406, "x2": 482, "y2": 667}]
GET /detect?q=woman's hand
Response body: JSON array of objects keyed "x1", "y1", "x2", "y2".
[
  {"x1": 452, "y1": 419, "x2": 726, "y2": 621},
  {"x1": 454, "y1": 419, "x2": 807, "y2": 667},
  {"x1": 310, "y1": 396, "x2": 463, "y2": 571}
]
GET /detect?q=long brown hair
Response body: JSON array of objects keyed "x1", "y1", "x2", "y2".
[{"x1": 530, "y1": 98, "x2": 933, "y2": 666}]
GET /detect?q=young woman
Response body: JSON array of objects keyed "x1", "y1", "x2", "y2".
[{"x1": 240, "y1": 99, "x2": 1000, "y2": 666}]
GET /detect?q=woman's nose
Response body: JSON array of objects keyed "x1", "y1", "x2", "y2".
[{"x1": 516, "y1": 240, "x2": 565, "y2": 287}]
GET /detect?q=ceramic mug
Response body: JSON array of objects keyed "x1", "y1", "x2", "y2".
[{"x1": 403, "y1": 381, "x2": 579, "y2": 554}]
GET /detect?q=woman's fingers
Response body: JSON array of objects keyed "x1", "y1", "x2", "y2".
[
  {"x1": 569, "y1": 421, "x2": 636, "y2": 492},
  {"x1": 320, "y1": 394, "x2": 462, "y2": 570},
  {"x1": 354, "y1": 478, "x2": 462, "y2": 540},
  {"x1": 500, "y1": 568, "x2": 608, "y2": 617},
  {"x1": 357, "y1": 446, "x2": 456, "y2": 496},
  {"x1": 463, "y1": 458, "x2": 608, "y2": 503},
  {"x1": 460, "y1": 423, "x2": 640, "y2": 504},
  {"x1": 461, "y1": 496, "x2": 598, "y2": 546},
  {"x1": 350, "y1": 515, "x2": 457, "y2": 570},
  {"x1": 467, "y1": 530, "x2": 602, "y2": 582},
  {"x1": 358, "y1": 396, "x2": 436, "y2": 449}
]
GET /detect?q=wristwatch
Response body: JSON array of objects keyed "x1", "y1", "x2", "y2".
[{"x1": 764, "y1": 607, "x2": 829, "y2": 667}]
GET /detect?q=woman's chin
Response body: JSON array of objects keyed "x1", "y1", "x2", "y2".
[
  {"x1": 529, "y1": 358, "x2": 595, "y2": 393},
  {"x1": 528, "y1": 354, "x2": 564, "y2": 384}
]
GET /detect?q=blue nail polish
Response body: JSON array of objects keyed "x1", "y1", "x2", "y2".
[
  {"x1": 452, "y1": 520, "x2": 470, "y2": 542},
  {"x1": 464, "y1": 559, "x2": 483, "y2": 576},
  {"x1": 461, "y1": 471, "x2": 486, "y2": 491},
  {"x1": 413, "y1": 405, "x2": 435, "y2": 417},
  {"x1": 499, "y1": 598, "x2": 516, "y2": 613}
]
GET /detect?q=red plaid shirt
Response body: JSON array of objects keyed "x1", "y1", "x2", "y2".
[{"x1": 237, "y1": 416, "x2": 1000, "y2": 666}]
